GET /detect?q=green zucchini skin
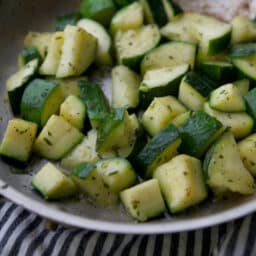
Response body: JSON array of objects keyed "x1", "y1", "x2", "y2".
[
  {"x1": 203, "y1": 132, "x2": 255, "y2": 195},
  {"x1": 96, "y1": 108, "x2": 126, "y2": 151},
  {"x1": 7, "y1": 59, "x2": 39, "y2": 115},
  {"x1": 183, "y1": 71, "x2": 218, "y2": 97},
  {"x1": 244, "y1": 88, "x2": 256, "y2": 129},
  {"x1": 80, "y1": 0, "x2": 116, "y2": 26},
  {"x1": 178, "y1": 110, "x2": 224, "y2": 158},
  {"x1": 78, "y1": 80, "x2": 110, "y2": 128},
  {"x1": 114, "y1": 0, "x2": 136, "y2": 8},
  {"x1": 199, "y1": 61, "x2": 235, "y2": 84},
  {"x1": 230, "y1": 43, "x2": 256, "y2": 58},
  {"x1": 133, "y1": 124, "x2": 181, "y2": 178},
  {"x1": 20, "y1": 79, "x2": 63, "y2": 127},
  {"x1": 139, "y1": 65, "x2": 189, "y2": 109},
  {"x1": 19, "y1": 47, "x2": 42, "y2": 65},
  {"x1": 55, "y1": 13, "x2": 81, "y2": 31},
  {"x1": 145, "y1": 0, "x2": 168, "y2": 27}
]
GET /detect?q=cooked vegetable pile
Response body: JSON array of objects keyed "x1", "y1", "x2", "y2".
[{"x1": 2, "y1": 0, "x2": 256, "y2": 222}]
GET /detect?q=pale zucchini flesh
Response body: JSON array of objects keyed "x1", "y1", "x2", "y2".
[
  {"x1": 204, "y1": 132, "x2": 255, "y2": 195},
  {"x1": 204, "y1": 102, "x2": 254, "y2": 139},
  {"x1": 32, "y1": 163, "x2": 77, "y2": 200},
  {"x1": 154, "y1": 154, "x2": 207, "y2": 213},
  {"x1": 142, "y1": 96, "x2": 187, "y2": 136},
  {"x1": 0, "y1": 119, "x2": 38, "y2": 162},
  {"x1": 39, "y1": 32, "x2": 64, "y2": 75},
  {"x1": 120, "y1": 179, "x2": 166, "y2": 222},
  {"x1": 56, "y1": 25, "x2": 97, "y2": 78},
  {"x1": 33, "y1": 115, "x2": 84, "y2": 160}
]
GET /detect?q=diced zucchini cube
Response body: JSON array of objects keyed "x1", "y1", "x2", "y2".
[
  {"x1": 134, "y1": 124, "x2": 181, "y2": 178},
  {"x1": 32, "y1": 162, "x2": 77, "y2": 200},
  {"x1": 56, "y1": 25, "x2": 97, "y2": 78},
  {"x1": 178, "y1": 110, "x2": 224, "y2": 158},
  {"x1": 204, "y1": 132, "x2": 255, "y2": 195},
  {"x1": 39, "y1": 32, "x2": 64, "y2": 76},
  {"x1": 120, "y1": 179, "x2": 166, "y2": 222},
  {"x1": 238, "y1": 133, "x2": 256, "y2": 177},
  {"x1": 60, "y1": 95, "x2": 86, "y2": 130},
  {"x1": 209, "y1": 83, "x2": 246, "y2": 112},
  {"x1": 97, "y1": 108, "x2": 133, "y2": 153},
  {"x1": 33, "y1": 115, "x2": 84, "y2": 160},
  {"x1": 71, "y1": 162, "x2": 118, "y2": 207},
  {"x1": 61, "y1": 129, "x2": 99, "y2": 170},
  {"x1": 142, "y1": 96, "x2": 187, "y2": 136},
  {"x1": 96, "y1": 158, "x2": 137, "y2": 192},
  {"x1": 154, "y1": 154, "x2": 207, "y2": 213},
  {"x1": 21, "y1": 79, "x2": 64, "y2": 127},
  {"x1": 0, "y1": 119, "x2": 38, "y2": 162}
]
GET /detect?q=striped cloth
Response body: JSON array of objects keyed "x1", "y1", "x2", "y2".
[{"x1": 0, "y1": 201, "x2": 255, "y2": 256}]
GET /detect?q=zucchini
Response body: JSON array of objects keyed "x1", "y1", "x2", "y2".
[
  {"x1": 39, "y1": 32, "x2": 64, "y2": 75},
  {"x1": 0, "y1": 119, "x2": 38, "y2": 162},
  {"x1": 196, "y1": 48, "x2": 229, "y2": 66},
  {"x1": 141, "y1": 41, "x2": 196, "y2": 75},
  {"x1": 139, "y1": 64, "x2": 189, "y2": 108},
  {"x1": 230, "y1": 43, "x2": 256, "y2": 83},
  {"x1": 154, "y1": 154, "x2": 207, "y2": 213},
  {"x1": 199, "y1": 61, "x2": 234, "y2": 84},
  {"x1": 33, "y1": 115, "x2": 84, "y2": 160},
  {"x1": 142, "y1": 96, "x2": 187, "y2": 136},
  {"x1": 162, "y1": 0, "x2": 182, "y2": 21},
  {"x1": 39, "y1": 32, "x2": 64, "y2": 76},
  {"x1": 115, "y1": 24, "x2": 160, "y2": 70},
  {"x1": 209, "y1": 83, "x2": 246, "y2": 112},
  {"x1": 114, "y1": 0, "x2": 136, "y2": 8},
  {"x1": 160, "y1": 14, "x2": 197, "y2": 43},
  {"x1": 97, "y1": 108, "x2": 133, "y2": 153},
  {"x1": 178, "y1": 71, "x2": 217, "y2": 111},
  {"x1": 56, "y1": 25, "x2": 97, "y2": 78},
  {"x1": 111, "y1": 65, "x2": 140, "y2": 109},
  {"x1": 230, "y1": 43, "x2": 256, "y2": 58},
  {"x1": 80, "y1": 0, "x2": 116, "y2": 26},
  {"x1": 233, "y1": 79, "x2": 250, "y2": 96},
  {"x1": 140, "y1": 0, "x2": 168, "y2": 27},
  {"x1": 56, "y1": 77, "x2": 87, "y2": 98},
  {"x1": 134, "y1": 124, "x2": 181, "y2": 178},
  {"x1": 21, "y1": 79, "x2": 64, "y2": 127},
  {"x1": 77, "y1": 18, "x2": 112, "y2": 66},
  {"x1": 178, "y1": 110, "x2": 224, "y2": 158},
  {"x1": 119, "y1": 114, "x2": 147, "y2": 159},
  {"x1": 78, "y1": 80, "x2": 110, "y2": 128},
  {"x1": 96, "y1": 157, "x2": 137, "y2": 192},
  {"x1": 231, "y1": 16, "x2": 256, "y2": 44},
  {"x1": 61, "y1": 129, "x2": 99, "y2": 171},
  {"x1": 204, "y1": 102, "x2": 253, "y2": 139},
  {"x1": 120, "y1": 179, "x2": 166, "y2": 221},
  {"x1": 204, "y1": 132, "x2": 255, "y2": 195},
  {"x1": 186, "y1": 13, "x2": 231, "y2": 55},
  {"x1": 6, "y1": 59, "x2": 39, "y2": 115},
  {"x1": 60, "y1": 95, "x2": 86, "y2": 130},
  {"x1": 71, "y1": 162, "x2": 118, "y2": 207},
  {"x1": 238, "y1": 134, "x2": 256, "y2": 177},
  {"x1": 55, "y1": 13, "x2": 81, "y2": 31},
  {"x1": 110, "y1": 2, "x2": 143, "y2": 35},
  {"x1": 171, "y1": 111, "x2": 191, "y2": 127},
  {"x1": 18, "y1": 47, "x2": 42, "y2": 68},
  {"x1": 24, "y1": 32, "x2": 52, "y2": 58},
  {"x1": 231, "y1": 56, "x2": 256, "y2": 83},
  {"x1": 244, "y1": 88, "x2": 256, "y2": 128},
  {"x1": 32, "y1": 163, "x2": 77, "y2": 200}
]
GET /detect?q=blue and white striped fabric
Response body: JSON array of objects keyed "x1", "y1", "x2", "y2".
[{"x1": 0, "y1": 200, "x2": 255, "y2": 256}]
